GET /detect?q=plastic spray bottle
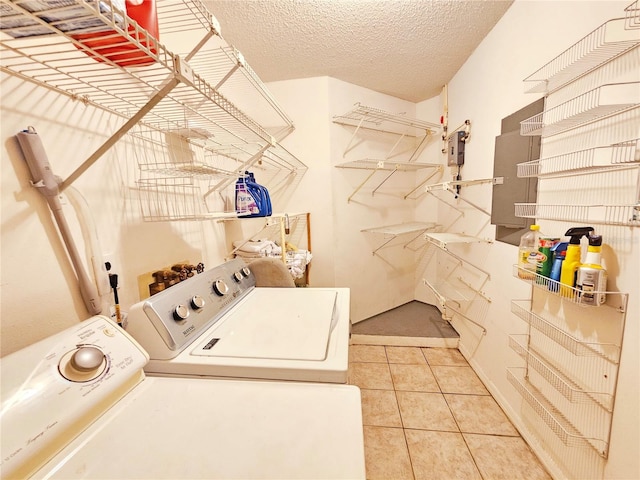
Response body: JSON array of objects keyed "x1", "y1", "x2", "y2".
[
  {"x1": 559, "y1": 226, "x2": 594, "y2": 297},
  {"x1": 548, "y1": 242, "x2": 568, "y2": 292},
  {"x1": 576, "y1": 234, "x2": 607, "y2": 305}
]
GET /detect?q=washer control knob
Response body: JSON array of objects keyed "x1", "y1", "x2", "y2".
[
  {"x1": 173, "y1": 304, "x2": 189, "y2": 321},
  {"x1": 191, "y1": 295, "x2": 205, "y2": 310},
  {"x1": 59, "y1": 346, "x2": 107, "y2": 382},
  {"x1": 71, "y1": 346, "x2": 104, "y2": 372},
  {"x1": 241, "y1": 267, "x2": 251, "y2": 277},
  {"x1": 213, "y1": 279, "x2": 229, "y2": 296},
  {"x1": 233, "y1": 271, "x2": 243, "y2": 282}
]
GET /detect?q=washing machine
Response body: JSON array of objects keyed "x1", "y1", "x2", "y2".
[
  {"x1": 125, "y1": 258, "x2": 350, "y2": 383},
  {"x1": 0, "y1": 316, "x2": 365, "y2": 479}
]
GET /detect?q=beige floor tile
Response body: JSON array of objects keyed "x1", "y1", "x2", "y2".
[
  {"x1": 349, "y1": 362, "x2": 394, "y2": 390},
  {"x1": 445, "y1": 394, "x2": 519, "y2": 436},
  {"x1": 422, "y1": 347, "x2": 468, "y2": 366},
  {"x1": 431, "y1": 366, "x2": 489, "y2": 395},
  {"x1": 349, "y1": 344, "x2": 388, "y2": 363},
  {"x1": 385, "y1": 346, "x2": 427, "y2": 364},
  {"x1": 390, "y1": 364, "x2": 440, "y2": 392},
  {"x1": 464, "y1": 433, "x2": 552, "y2": 480},
  {"x1": 363, "y1": 426, "x2": 414, "y2": 480},
  {"x1": 360, "y1": 389, "x2": 402, "y2": 427},
  {"x1": 396, "y1": 391, "x2": 458, "y2": 431},
  {"x1": 405, "y1": 429, "x2": 482, "y2": 480}
]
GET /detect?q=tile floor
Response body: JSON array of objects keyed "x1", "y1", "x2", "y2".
[{"x1": 348, "y1": 344, "x2": 551, "y2": 480}]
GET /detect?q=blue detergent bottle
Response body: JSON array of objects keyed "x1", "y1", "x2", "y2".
[
  {"x1": 235, "y1": 174, "x2": 261, "y2": 216},
  {"x1": 245, "y1": 171, "x2": 272, "y2": 216},
  {"x1": 549, "y1": 242, "x2": 568, "y2": 292}
]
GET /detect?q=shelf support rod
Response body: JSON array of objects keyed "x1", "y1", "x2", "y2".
[
  {"x1": 347, "y1": 167, "x2": 379, "y2": 202},
  {"x1": 407, "y1": 131, "x2": 430, "y2": 163},
  {"x1": 342, "y1": 116, "x2": 366, "y2": 157},
  {"x1": 444, "y1": 185, "x2": 491, "y2": 216},
  {"x1": 404, "y1": 166, "x2": 443, "y2": 199},
  {"x1": 371, "y1": 166, "x2": 399, "y2": 196},
  {"x1": 60, "y1": 77, "x2": 181, "y2": 191}
]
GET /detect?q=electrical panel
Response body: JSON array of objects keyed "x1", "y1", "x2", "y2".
[{"x1": 447, "y1": 131, "x2": 465, "y2": 166}]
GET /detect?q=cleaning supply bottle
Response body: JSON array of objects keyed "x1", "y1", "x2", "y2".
[
  {"x1": 576, "y1": 234, "x2": 607, "y2": 305},
  {"x1": 518, "y1": 224, "x2": 540, "y2": 279},
  {"x1": 559, "y1": 226, "x2": 594, "y2": 297},
  {"x1": 536, "y1": 236, "x2": 560, "y2": 281},
  {"x1": 548, "y1": 242, "x2": 568, "y2": 292}
]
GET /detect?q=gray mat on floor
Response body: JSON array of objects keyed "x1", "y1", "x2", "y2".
[{"x1": 352, "y1": 300, "x2": 459, "y2": 338}]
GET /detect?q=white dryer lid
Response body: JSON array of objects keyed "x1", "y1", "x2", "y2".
[{"x1": 191, "y1": 288, "x2": 338, "y2": 361}]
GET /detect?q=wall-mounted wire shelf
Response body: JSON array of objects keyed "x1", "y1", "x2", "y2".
[
  {"x1": 129, "y1": 124, "x2": 307, "y2": 220},
  {"x1": 512, "y1": 265, "x2": 629, "y2": 311},
  {"x1": 333, "y1": 103, "x2": 441, "y2": 137},
  {"x1": 520, "y1": 82, "x2": 640, "y2": 137},
  {"x1": 514, "y1": 203, "x2": 640, "y2": 226},
  {"x1": 333, "y1": 103, "x2": 441, "y2": 166},
  {"x1": 424, "y1": 178, "x2": 495, "y2": 216},
  {"x1": 335, "y1": 160, "x2": 442, "y2": 202},
  {"x1": 523, "y1": 17, "x2": 640, "y2": 94},
  {"x1": 0, "y1": 0, "x2": 305, "y2": 201},
  {"x1": 507, "y1": 368, "x2": 609, "y2": 456},
  {"x1": 361, "y1": 221, "x2": 438, "y2": 255},
  {"x1": 509, "y1": 334, "x2": 615, "y2": 411},
  {"x1": 510, "y1": 301, "x2": 622, "y2": 363},
  {"x1": 517, "y1": 139, "x2": 640, "y2": 177},
  {"x1": 424, "y1": 279, "x2": 487, "y2": 334},
  {"x1": 627, "y1": 1, "x2": 640, "y2": 29}
]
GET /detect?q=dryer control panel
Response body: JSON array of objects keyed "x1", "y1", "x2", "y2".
[
  {"x1": 0, "y1": 316, "x2": 148, "y2": 480},
  {"x1": 126, "y1": 258, "x2": 256, "y2": 359}
]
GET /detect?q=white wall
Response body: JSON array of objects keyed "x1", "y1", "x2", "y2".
[
  {"x1": 0, "y1": 73, "x2": 229, "y2": 355},
  {"x1": 433, "y1": 1, "x2": 639, "y2": 479}
]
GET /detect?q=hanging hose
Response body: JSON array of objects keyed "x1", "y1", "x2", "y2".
[{"x1": 16, "y1": 127, "x2": 101, "y2": 315}]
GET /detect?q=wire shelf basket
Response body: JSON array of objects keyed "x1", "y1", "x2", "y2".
[
  {"x1": 520, "y1": 83, "x2": 640, "y2": 137},
  {"x1": 523, "y1": 18, "x2": 640, "y2": 94},
  {"x1": 514, "y1": 203, "x2": 640, "y2": 226},
  {"x1": 517, "y1": 139, "x2": 640, "y2": 177}
]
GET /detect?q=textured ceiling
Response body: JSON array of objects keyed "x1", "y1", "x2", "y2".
[{"x1": 202, "y1": 0, "x2": 513, "y2": 102}]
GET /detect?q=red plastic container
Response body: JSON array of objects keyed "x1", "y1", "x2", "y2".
[{"x1": 71, "y1": 0, "x2": 159, "y2": 67}]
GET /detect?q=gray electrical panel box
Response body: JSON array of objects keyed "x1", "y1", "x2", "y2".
[{"x1": 447, "y1": 131, "x2": 465, "y2": 166}]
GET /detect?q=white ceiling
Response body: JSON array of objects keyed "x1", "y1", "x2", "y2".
[{"x1": 202, "y1": 0, "x2": 513, "y2": 102}]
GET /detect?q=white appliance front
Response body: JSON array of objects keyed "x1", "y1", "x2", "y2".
[
  {"x1": 126, "y1": 258, "x2": 351, "y2": 383},
  {"x1": 0, "y1": 316, "x2": 366, "y2": 479}
]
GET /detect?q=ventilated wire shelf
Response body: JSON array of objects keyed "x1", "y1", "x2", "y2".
[
  {"x1": 517, "y1": 139, "x2": 640, "y2": 177},
  {"x1": 0, "y1": 0, "x2": 306, "y2": 198},
  {"x1": 333, "y1": 102, "x2": 440, "y2": 137},
  {"x1": 509, "y1": 335, "x2": 614, "y2": 410},
  {"x1": 507, "y1": 368, "x2": 609, "y2": 455},
  {"x1": 129, "y1": 125, "x2": 307, "y2": 220},
  {"x1": 627, "y1": 0, "x2": 640, "y2": 29},
  {"x1": 135, "y1": 176, "x2": 215, "y2": 221},
  {"x1": 523, "y1": 17, "x2": 640, "y2": 94},
  {"x1": 514, "y1": 203, "x2": 640, "y2": 226},
  {"x1": 510, "y1": 301, "x2": 621, "y2": 363},
  {"x1": 335, "y1": 159, "x2": 439, "y2": 171},
  {"x1": 183, "y1": 44, "x2": 294, "y2": 142},
  {"x1": 520, "y1": 83, "x2": 640, "y2": 137},
  {"x1": 512, "y1": 265, "x2": 629, "y2": 309}
]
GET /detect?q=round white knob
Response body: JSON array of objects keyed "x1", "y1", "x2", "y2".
[
  {"x1": 191, "y1": 295, "x2": 205, "y2": 309},
  {"x1": 233, "y1": 272, "x2": 243, "y2": 282},
  {"x1": 173, "y1": 304, "x2": 189, "y2": 320},
  {"x1": 241, "y1": 267, "x2": 251, "y2": 277},
  {"x1": 70, "y1": 346, "x2": 104, "y2": 372},
  {"x1": 213, "y1": 279, "x2": 229, "y2": 296},
  {"x1": 59, "y1": 346, "x2": 107, "y2": 382}
]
